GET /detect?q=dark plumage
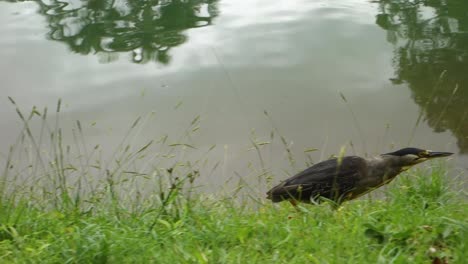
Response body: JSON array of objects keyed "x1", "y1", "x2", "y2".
[
  {"x1": 383, "y1": 147, "x2": 425, "y2": 156},
  {"x1": 267, "y1": 156, "x2": 367, "y2": 204},
  {"x1": 266, "y1": 147, "x2": 453, "y2": 205}
]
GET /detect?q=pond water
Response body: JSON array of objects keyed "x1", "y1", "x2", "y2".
[{"x1": 1, "y1": 0, "x2": 467, "y2": 190}]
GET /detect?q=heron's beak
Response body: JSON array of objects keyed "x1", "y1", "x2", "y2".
[{"x1": 426, "y1": 151, "x2": 453, "y2": 158}]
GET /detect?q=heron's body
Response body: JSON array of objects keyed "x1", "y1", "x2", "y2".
[{"x1": 267, "y1": 148, "x2": 452, "y2": 205}]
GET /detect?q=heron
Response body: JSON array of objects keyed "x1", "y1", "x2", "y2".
[{"x1": 266, "y1": 147, "x2": 453, "y2": 206}]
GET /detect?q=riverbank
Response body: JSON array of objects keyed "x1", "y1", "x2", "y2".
[
  {"x1": 1, "y1": 100, "x2": 466, "y2": 263},
  {"x1": 0, "y1": 164, "x2": 466, "y2": 263}
]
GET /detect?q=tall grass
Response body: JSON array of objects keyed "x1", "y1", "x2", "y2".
[
  {"x1": 0, "y1": 99, "x2": 466, "y2": 263},
  {"x1": 1, "y1": 98, "x2": 210, "y2": 220}
]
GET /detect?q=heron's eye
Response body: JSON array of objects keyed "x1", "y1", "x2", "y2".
[
  {"x1": 418, "y1": 151, "x2": 429, "y2": 158},
  {"x1": 405, "y1": 154, "x2": 420, "y2": 161}
]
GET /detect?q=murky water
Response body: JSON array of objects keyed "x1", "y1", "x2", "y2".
[{"x1": 1, "y1": 0, "x2": 467, "y2": 190}]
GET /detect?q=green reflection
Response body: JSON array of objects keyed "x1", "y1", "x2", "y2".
[
  {"x1": 16, "y1": 0, "x2": 219, "y2": 64},
  {"x1": 376, "y1": 0, "x2": 468, "y2": 153}
]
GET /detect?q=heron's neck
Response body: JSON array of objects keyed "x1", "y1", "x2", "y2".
[{"x1": 366, "y1": 156, "x2": 403, "y2": 183}]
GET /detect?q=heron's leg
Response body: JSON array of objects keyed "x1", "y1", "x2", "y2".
[
  {"x1": 330, "y1": 200, "x2": 343, "y2": 211},
  {"x1": 289, "y1": 199, "x2": 303, "y2": 213}
]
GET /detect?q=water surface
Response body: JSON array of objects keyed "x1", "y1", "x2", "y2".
[{"x1": 1, "y1": 0, "x2": 467, "y2": 189}]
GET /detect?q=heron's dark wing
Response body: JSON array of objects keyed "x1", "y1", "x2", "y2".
[{"x1": 267, "y1": 156, "x2": 367, "y2": 203}]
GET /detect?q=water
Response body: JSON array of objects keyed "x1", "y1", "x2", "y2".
[{"x1": 1, "y1": 0, "x2": 467, "y2": 189}]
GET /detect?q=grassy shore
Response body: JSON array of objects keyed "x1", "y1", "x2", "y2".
[
  {"x1": 0, "y1": 100, "x2": 466, "y2": 263},
  {"x1": 1, "y1": 165, "x2": 467, "y2": 263}
]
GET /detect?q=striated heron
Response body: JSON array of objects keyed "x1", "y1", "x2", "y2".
[{"x1": 266, "y1": 147, "x2": 453, "y2": 205}]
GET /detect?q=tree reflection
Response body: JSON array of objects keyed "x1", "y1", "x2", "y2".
[
  {"x1": 28, "y1": 0, "x2": 219, "y2": 64},
  {"x1": 376, "y1": 0, "x2": 468, "y2": 153}
]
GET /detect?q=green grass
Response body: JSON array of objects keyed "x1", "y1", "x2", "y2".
[
  {"x1": 0, "y1": 99, "x2": 467, "y2": 263},
  {"x1": 0, "y1": 169, "x2": 466, "y2": 263}
]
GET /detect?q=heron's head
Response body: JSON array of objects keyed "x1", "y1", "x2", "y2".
[{"x1": 382, "y1": 147, "x2": 453, "y2": 167}]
